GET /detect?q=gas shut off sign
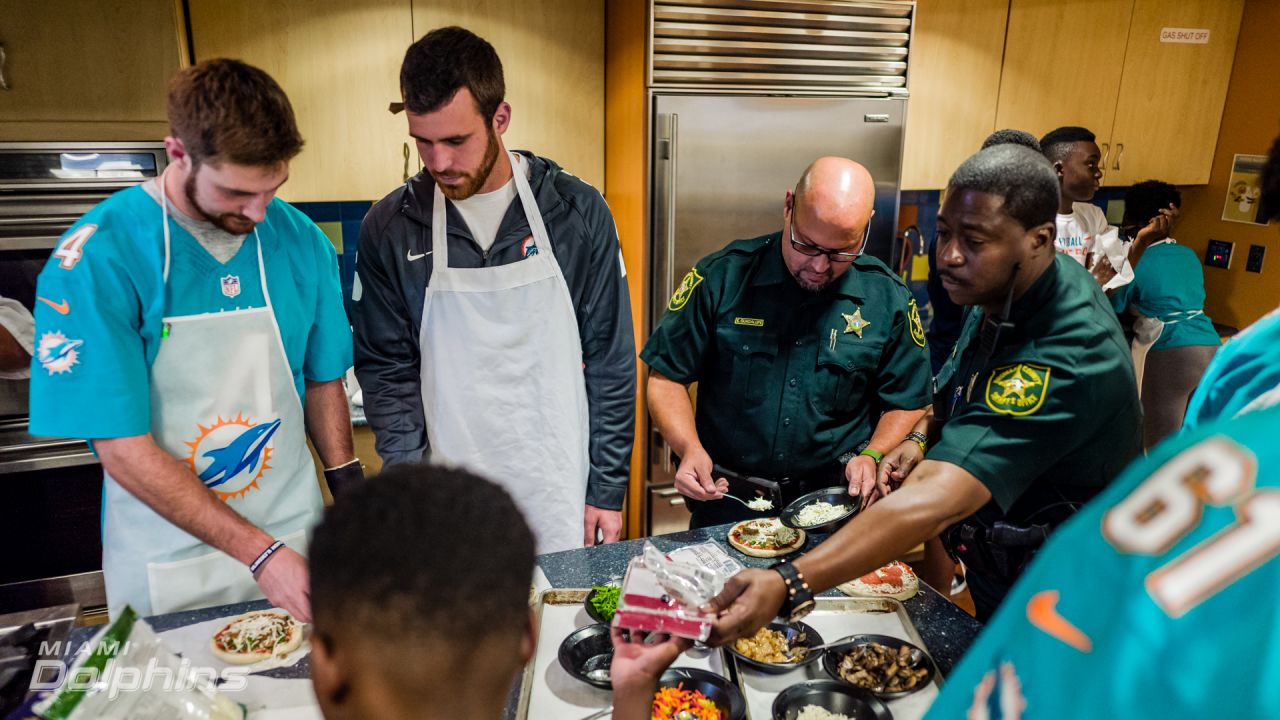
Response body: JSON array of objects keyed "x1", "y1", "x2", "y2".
[{"x1": 1160, "y1": 27, "x2": 1210, "y2": 44}]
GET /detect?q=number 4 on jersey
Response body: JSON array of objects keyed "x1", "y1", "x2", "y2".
[
  {"x1": 1102, "y1": 437, "x2": 1280, "y2": 618},
  {"x1": 54, "y1": 224, "x2": 96, "y2": 270}
]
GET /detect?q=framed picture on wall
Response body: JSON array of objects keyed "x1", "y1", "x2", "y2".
[{"x1": 1222, "y1": 154, "x2": 1271, "y2": 225}]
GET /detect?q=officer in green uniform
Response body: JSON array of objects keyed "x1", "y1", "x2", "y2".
[
  {"x1": 701, "y1": 146, "x2": 1143, "y2": 641},
  {"x1": 641, "y1": 157, "x2": 932, "y2": 529}
]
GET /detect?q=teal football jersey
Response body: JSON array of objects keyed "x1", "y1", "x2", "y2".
[
  {"x1": 1183, "y1": 308, "x2": 1280, "y2": 430},
  {"x1": 926, "y1": 404, "x2": 1280, "y2": 719}
]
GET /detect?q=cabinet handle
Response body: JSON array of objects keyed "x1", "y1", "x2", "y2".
[
  {"x1": 1100, "y1": 143, "x2": 1110, "y2": 170},
  {"x1": 1113, "y1": 143, "x2": 1124, "y2": 171},
  {"x1": 402, "y1": 142, "x2": 411, "y2": 182},
  {"x1": 0, "y1": 45, "x2": 10, "y2": 91}
]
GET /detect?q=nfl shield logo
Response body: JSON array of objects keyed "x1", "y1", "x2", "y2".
[{"x1": 221, "y1": 275, "x2": 242, "y2": 298}]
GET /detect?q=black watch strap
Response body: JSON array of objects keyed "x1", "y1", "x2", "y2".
[{"x1": 770, "y1": 559, "x2": 816, "y2": 622}]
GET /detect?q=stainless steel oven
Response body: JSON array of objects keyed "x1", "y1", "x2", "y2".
[{"x1": 0, "y1": 142, "x2": 167, "y2": 618}]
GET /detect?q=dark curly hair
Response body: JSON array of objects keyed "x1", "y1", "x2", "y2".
[{"x1": 1260, "y1": 133, "x2": 1280, "y2": 223}]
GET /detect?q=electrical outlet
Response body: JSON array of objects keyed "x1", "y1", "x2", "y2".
[{"x1": 1247, "y1": 244, "x2": 1266, "y2": 273}]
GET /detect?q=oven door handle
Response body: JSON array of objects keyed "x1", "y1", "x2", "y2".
[{"x1": 0, "y1": 440, "x2": 98, "y2": 474}]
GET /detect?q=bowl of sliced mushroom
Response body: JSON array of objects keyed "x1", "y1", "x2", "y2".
[{"x1": 820, "y1": 634, "x2": 935, "y2": 699}]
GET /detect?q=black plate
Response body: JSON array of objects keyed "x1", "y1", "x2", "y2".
[
  {"x1": 779, "y1": 487, "x2": 858, "y2": 533},
  {"x1": 771, "y1": 680, "x2": 892, "y2": 720},
  {"x1": 726, "y1": 621, "x2": 825, "y2": 674},
  {"x1": 584, "y1": 585, "x2": 619, "y2": 625},
  {"x1": 557, "y1": 624, "x2": 614, "y2": 689},
  {"x1": 821, "y1": 634, "x2": 936, "y2": 699},
  {"x1": 658, "y1": 667, "x2": 747, "y2": 720}
]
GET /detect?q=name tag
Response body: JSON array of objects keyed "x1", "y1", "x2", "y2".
[{"x1": 734, "y1": 317, "x2": 765, "y2": 327}]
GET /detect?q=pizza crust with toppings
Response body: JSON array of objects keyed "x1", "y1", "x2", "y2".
[
  {"x1": 210, "y1": 610, "x2": 304, "y2": 665},
  {"x1": 727, "y1": 518, "x2": 806, "y2": 558},
  {"x1": 837, "y1": 560, "x2": 919, "y2": 601}
]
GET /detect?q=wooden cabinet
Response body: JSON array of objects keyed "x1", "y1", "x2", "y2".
[
  {"x1": 901, "y1": 0, "x2": 1010, "y2": 190},
  {"x1": 188, "y1": 0, "x2": 413, "y2": 203},
  {"x1": 996, "y1": 0, "x2": 1243, "y2": 186},
  {"x1": 904, "y1": 0, "x2": 1243, "y2": 189},
  {"x1": 1106, "y1": 0, "x2": 1245, "y2": 185},
  {"x1": 0, "y1": 0, "x2": 183, "y2": 140},
  {"x1": 410, "y1": 0, "x2": 605, "y2": 191}
]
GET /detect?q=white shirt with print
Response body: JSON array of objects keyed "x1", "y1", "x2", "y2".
[{"x1": 1054, "y1": 201, "x2": 1133, "y2": 291}]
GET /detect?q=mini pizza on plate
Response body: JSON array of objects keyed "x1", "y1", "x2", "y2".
[
  {"x1": 837, "y1": 560, "x2": 919, "y2": 601},
  {"x1": 210, "y1": 609, "x2": 304, "y2": 665},
  {"x1": 727, "y1": 518, "x2": 806, "y2": 558}
]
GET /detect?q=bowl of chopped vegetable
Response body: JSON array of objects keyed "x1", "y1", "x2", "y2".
[
  {"x1": 820, "y1": 634, "x2": 935, "y2": 699},
  {"x1": 585, "y1": 583, "x2": 621, "y2": 625},
  {"x1": 779, "y1": 488, "x2": 857, "y2": 534},
  {"x1": 654, "y1": 667, "x2": 746, "y2": 720},
  {"x1": 557, "y1": 624, "x2": 615, "y2": 689},
  {"x1": 727, "y1": 621, "x2": 824, "y2": 674},
  {"x1": 770, "y1": 680, "x2": 891, "y2": 720}
]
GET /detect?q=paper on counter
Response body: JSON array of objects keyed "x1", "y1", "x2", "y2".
[
  {"x1": 667, "y1": 541, "x2": 744, "y2": 577},
  {"x1": 235, "y1": 677, "x2": 320, "y2": 714}
]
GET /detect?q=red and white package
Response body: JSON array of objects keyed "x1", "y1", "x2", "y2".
[{"x1": 612, "y1": 542, "x2": 726, "y2": 642}]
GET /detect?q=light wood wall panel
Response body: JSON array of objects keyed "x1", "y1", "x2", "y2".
[
  {"x1": 188, "y1": 0, "x2": 413, "y2": 202},
  {"x1": 901, "y1": 0, "x2": 1009, "y2": 190},
  {"x1": 411, "y1": 0, "x2": 605, "y2": 191}
]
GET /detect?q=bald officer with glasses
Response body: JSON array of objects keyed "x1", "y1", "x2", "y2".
[{"x1": 642, "y1": 157, "x2": 931, "y2": 529}]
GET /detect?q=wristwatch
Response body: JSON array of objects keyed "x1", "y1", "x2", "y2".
[
  {"x1": 770, "y1": 559, "x2": 816, "y2": 622},
  {"x1": 905, "y1": 431, "x2": 928, "y2": 454}
]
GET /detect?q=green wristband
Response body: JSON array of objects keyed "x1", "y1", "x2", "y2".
[{"x1": 859, "y1": 448, "x2": 883, "y2": 463}]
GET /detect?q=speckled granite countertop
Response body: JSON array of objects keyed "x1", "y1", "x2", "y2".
[{"x1": 67, "y1": 525, "x2": 982, "y2": 714}]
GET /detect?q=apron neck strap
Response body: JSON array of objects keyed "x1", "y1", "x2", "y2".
[
  {"x1": 430, "y1": 151, "x2": 556, "y2": 267},
  {"x1": 158, "y1": 164, "x2": 269, "y2": 305}
]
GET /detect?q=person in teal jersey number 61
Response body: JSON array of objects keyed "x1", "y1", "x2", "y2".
[{"x1": 28, "y1": 60, "x2": 360, "y2": 621}]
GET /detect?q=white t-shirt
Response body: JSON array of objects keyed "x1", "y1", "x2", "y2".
[
  {"x1": 1055, "y1": 201, "x2": 1133, "y2": 291},
  {"x1": 453, "y1": 154, "x2": 530, "y2": 253}
]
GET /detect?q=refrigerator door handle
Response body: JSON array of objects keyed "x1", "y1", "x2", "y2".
[{"x1": 662, "y1": 113, "x2": 679, "y2": 303}]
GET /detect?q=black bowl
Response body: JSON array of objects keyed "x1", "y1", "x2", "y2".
[
  {"x1": 557, "y1": 624, "x2": 614, "y2": 689},
  {"x1": 657, "y1": 667, "x2": 747, "y2": 720},
  {"x1": 821, "y1": 634, "x2": 935, "y2": 699},
  {"x1": 726, "y1": 621, "x2": 825, "y2": 674},
  {"x1": 584, "y1": 585, "x2": 619, "y2": 625},
  {"x1": 780, "y1": 487, "x2": 858, "y2": 533},
  {"x1": 771, "y1": 680, "x2": 892, "y2": 720}
]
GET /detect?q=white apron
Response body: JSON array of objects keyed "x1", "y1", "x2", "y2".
[
  {"x1": 418, "y1": 152, "x2": 590, "y2": 554},
  {"x1": 101, "y1": 169, "x2": 323, "y2": 616},
  {"x1": 1129, "y1": 241, "x2": 1204, "y2": 395}
]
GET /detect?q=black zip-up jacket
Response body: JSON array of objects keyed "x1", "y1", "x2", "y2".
[{"x1": 351, "y1": 152, "x2": 635, "y2": 510}]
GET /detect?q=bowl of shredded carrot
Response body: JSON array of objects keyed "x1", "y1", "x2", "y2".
[{"x1": 653, "y1": 668, "x2": 746, "y2": 720}]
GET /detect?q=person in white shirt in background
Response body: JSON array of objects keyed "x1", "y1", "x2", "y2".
[
  {"x1": 0, "y1": 296, "x2": 34, "y2": 379},
  {"x1": 1039, "y1": 126, "x2": 1176, "y2": 293}
]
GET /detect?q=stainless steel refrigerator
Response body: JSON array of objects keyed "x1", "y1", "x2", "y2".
[{"x1": 645, "y1": 95, "x2": 907, "y2": 534}]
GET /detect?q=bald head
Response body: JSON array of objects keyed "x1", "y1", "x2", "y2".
[{"x1": 792, "y1": 157, "x2": 875, "y2": 238}]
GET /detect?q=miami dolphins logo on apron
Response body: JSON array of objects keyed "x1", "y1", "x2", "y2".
[{"x1": 183, "y1": 414, "x2": 282, "y2": 501}]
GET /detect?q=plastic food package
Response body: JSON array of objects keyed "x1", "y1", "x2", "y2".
[
  {"x1": 612, "y1": 542, "x2": 729, "y2": 642},
  {"x1": 31, "y1": 606, "x2": 244, "y2": 720}
]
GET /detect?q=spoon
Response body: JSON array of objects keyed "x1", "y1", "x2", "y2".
[
  {"x1": 721, "y1": 492, "x2": 774, "y2": 511},
  {"x1": 586, "y1": 668, "x2": 611, "y2": 682}
]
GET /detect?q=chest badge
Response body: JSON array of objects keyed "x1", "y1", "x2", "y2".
[
  {"x1": 842, "y1": 307, "x2": 871, "y2": 338},
  {"x1": 221, "y1": 274, "x2": 242, "y2": 299}
]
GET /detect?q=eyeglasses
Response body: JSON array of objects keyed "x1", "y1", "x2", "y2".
[{"x1": 788, "y1": 208, "x2": 868, "y2": 264}]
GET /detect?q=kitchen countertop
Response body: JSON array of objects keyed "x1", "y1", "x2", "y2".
[{"x1": 65, "y1": 525, "x2": 982, "y2": 715}]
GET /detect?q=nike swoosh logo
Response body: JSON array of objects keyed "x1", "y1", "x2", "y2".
[
  {"x1": 407, "y1": 249, "x2": 431, "y2": 261},
  {"x1": 1026, "y1": 589, "x2": 1092, "y2": 652},
  {"x1": 37, "y1": 297, "x2": 70, "y2": 315}
]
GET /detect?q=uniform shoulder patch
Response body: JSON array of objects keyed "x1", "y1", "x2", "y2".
[
  {"x1": 668, "y1": 268, "x2": 705, "y2": 311},
  {"x1": 985, "y1": 363, "x2": 1052, "y2": 416},
  {"x1": 908, "y1": 298, "x2": 926, "y2": 348}
]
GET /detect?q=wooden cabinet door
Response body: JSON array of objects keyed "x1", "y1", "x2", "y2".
[
  {"x1": 995, "y1": 0, "x2": 1134, "y2": 167},
  {"x1": 188, "y1": 0, "x2": 413, "y2": 203},
  {"x1": 411, "y1": 0, "x2": 605, "y2": 191},
  {"x1": 901, "y1": 0, "x2": 1009, "y2": 190},
  {"x1": 0, "y1": 0, "x2": 181, "y2": 134},
  {"x1": 1106, "y1": 0, "x2": 1245, "y2": 185}
]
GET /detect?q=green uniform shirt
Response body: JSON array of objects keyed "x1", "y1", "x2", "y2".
[
  {"x1": 640, "y1": 233, "x2": 931, "y2": 479},
  {"x1": 930, "y1": 254, "x2": 1142, "y2": 516}
]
